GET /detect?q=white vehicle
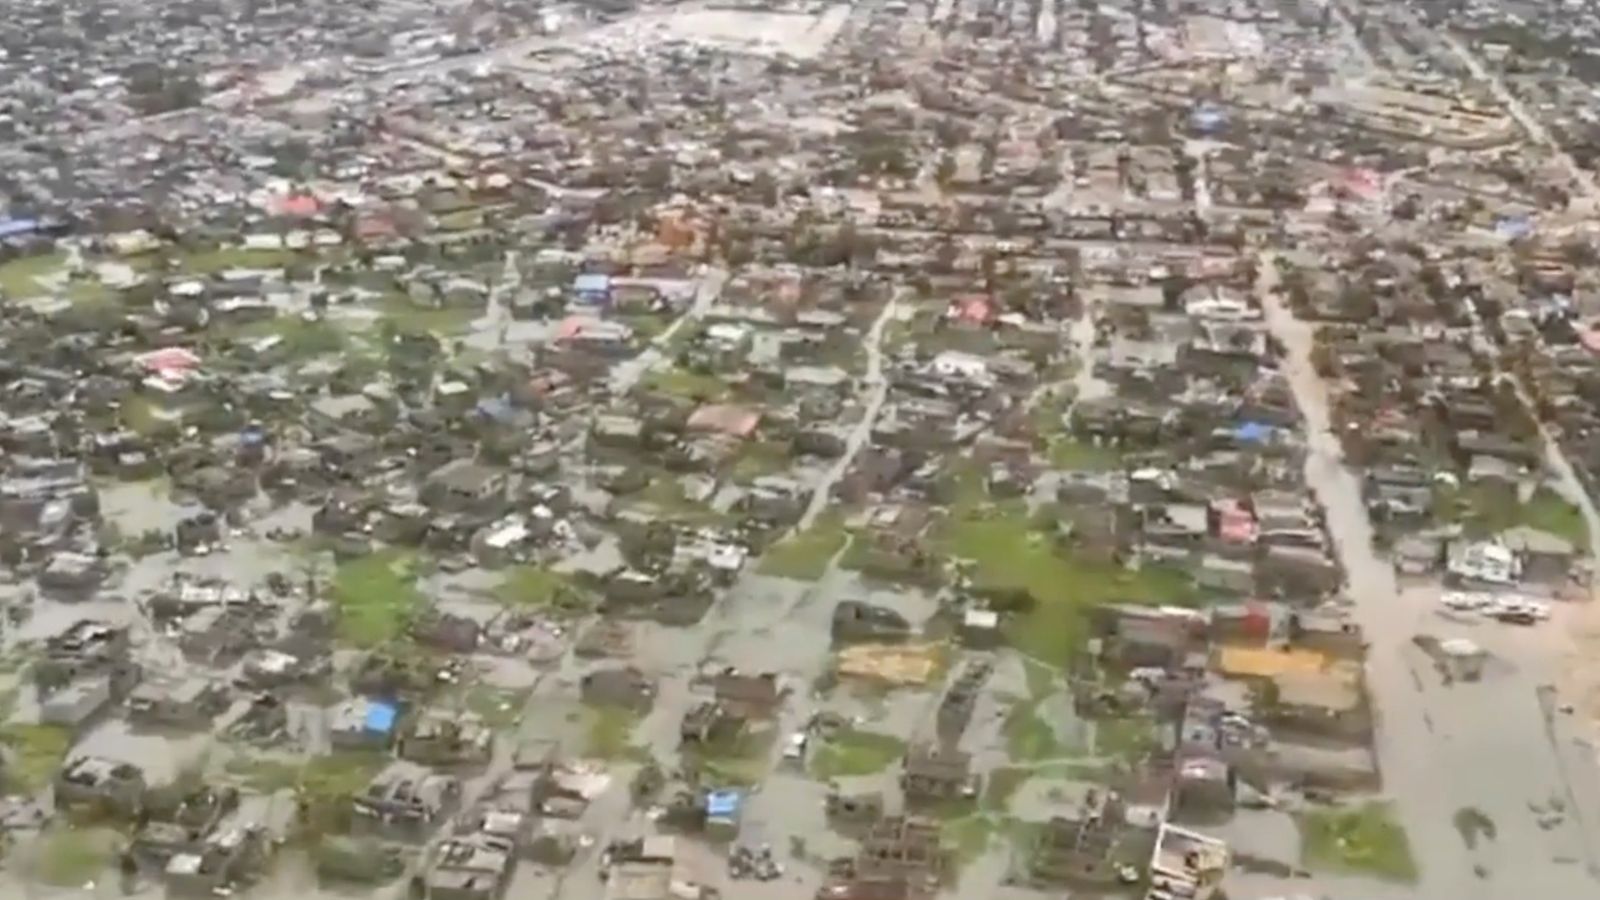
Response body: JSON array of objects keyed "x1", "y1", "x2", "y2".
[
  {"x1": 782, "y1": 732, "x2": 809, "y2": 761},
  {"x1": 1440, "y1": 591, "x2": 1485, "y2": 611}
]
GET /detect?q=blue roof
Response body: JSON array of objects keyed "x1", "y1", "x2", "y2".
[
  {"x1": 1495, "y1": 215, "x2": 1534, "y2": 239},
  {"x1": 1234, "y1": 422, "x2": 1273, "y2": 444},
  {"x1": 704, "y1": 789, "x2": 742, "y2": 817},
  {"x1": 364, "y1": 700, "x2": 398, "y2": 734},
  {"x1": 573, "y1": 273, "x2": 611, "y2": 293},
  {"x1": 0, "y1": 218, "x2": 41, "y2": 239}
]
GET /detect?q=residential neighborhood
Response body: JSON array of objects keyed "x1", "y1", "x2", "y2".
[{"x1": 1, "y1": 1, "x2": 1600, "y2": 900}]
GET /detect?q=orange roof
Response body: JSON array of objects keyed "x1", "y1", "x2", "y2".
[
  {"x1": 687, "y1": 404, "x2": 760, "y2": 439},
  {"x1": 1214, "y1": 646, "x2": 1329, "y2": 679}
]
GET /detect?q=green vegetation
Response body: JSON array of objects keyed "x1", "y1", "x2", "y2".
[
  {"x1": 1022, "y1": 659, "x2": 1057, "y2": 699},
  {"x1": 330, "y1": 551, "x2": 425, "y2": 647},
  {"x1": 29, "y1": 826, "x2": 120, "y2": 887},
  {"x1": 809, "y1": 728, "x2": 907, "y2": 779},
  {"x1": 231, "y1": 314, "x2": 347, "y2": 358},
  {"x1": 1093, "y1": 716, "x2": 1158, "y2": 763},
  {"x1": 983, "y1": 766, "x2": 1030, "y2": 812},
  {"x1": 1004, "y1": 699, "x2": 1064, "y2": 762},
  {"x1": 118, "y1": 395, "x2": 182, "y2": 438},
  {"x1": 378, "y1": 294, "x2": 475, "y2": 335},
  {"x1": 1520, "y1": 488, "x2": 1589, "y2": 549},
  {"x1": 759, "y1": 515, "x2": 849, "y2": 580},
  {"x1": 729, "y1": 440, "x2": 794, "y2": 483},
  {"x1": 495, "y1": 566, "x2": 587, "y2": 615},
  {"x1": 686, "y1": 728, "x2": 777, "y2": 786},
  {"x1": 176, "y1": 246, "x2": 292, "y2": 275},
  {"x1": 0, "y1": 723, "x2": 72, "y2": 792},
  {"x1": 0, "y1": 252, "x2": 67, "y2": 298},
  {"x1": 933, "y1": 494, "x2": 1198, "y2": 669},
  {"x1": 1046, "y1": 437, "x2": 1122, "y2": 471},
  {"x1": 584, "y1": 706, "x2": 648, "y2": 762},
  {"x1": 942, "y1": 814, "x2": 998, "y2": 865},
  {"x1": 634, "y1": 475, "x2": 730, "y2": 525},
  {"x1": 225, "y1": 750, "x2": 387, "y2": 838},
  {"x1": 1455, "y1": 484, "x2": 1589, "y2": 550},
  {"x1": 643, "y1": 367, "x2": 728, "y2": 400},
  {"x1": 462, "y1": 686, "x2": 529, "y2": 731},
  {"x1": 1300, "y1": 802, "x2": 1418, "y2": 882},
  {"x1": 435, "y1": 209, "x2": 486, "y2": 232}
]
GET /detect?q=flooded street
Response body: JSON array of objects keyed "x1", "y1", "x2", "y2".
[{"x1": 1257, "y1": 253, "x2": 1600, "y2": 898}]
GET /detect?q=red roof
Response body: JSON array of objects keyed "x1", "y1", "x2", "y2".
[
  {"x1": 273, "y1": 193, "x2": 322, "y2": 218},
  {"x1": 687, "y1": 404, "x2": 761, "y2": 439},
  {"x1": 135, "y1": 347, "x2": 202, "y2": 375},
  {"x1": 948, "y1": 294, "x2": 996, "y2": 324}
]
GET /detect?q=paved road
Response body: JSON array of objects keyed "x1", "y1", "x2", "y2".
[
  {"x1": 795, "y1": 293, "x2": 900, "y2": 531},
  {"x1": 607, "y1": 266, "x2": 726, "y2": 396}
]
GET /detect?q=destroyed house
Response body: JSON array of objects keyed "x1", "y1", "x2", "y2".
[
  {"x1": 164, "y1": 825, "x2": 269, "y2": 898},
  {"x1": 710, "y1": 670, "x2": 783, "y2": 719},
  {"x1": 127, "y1": 677, "x2": 228, "y2": 728},
  {"x1": 899, "y1": 744, "x2": 977, "y2": 804},
  {"x1": 581, "y1": 666, "x2": 657, "y2": 712},
  {"x1": 424, "y1": 833, "x2": 517, "y2": 900},
  {"x1": 398, "y1": 709, "x2": 493, "y2": 767},
  {"x1": 133, "y1": 786, "x2": 241, "y2": 865},
  {"x1": 423, "y1": 459, "x2": 509, "y2": 513},
  {"x1": 353, "y1": 763, "x2": 462, "y2": 840},
  {"x1": 55, "y1": 756, "x2": 146, "y2": 817}
]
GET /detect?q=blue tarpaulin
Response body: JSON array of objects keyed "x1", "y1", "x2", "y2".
[
  {"x1": 1495, "y1": 215, "x2": 1534, "y2": 240},
  {"x1": 573, "y1": 273, "x2": 611, "y2": 295},
  {"x1": 0, "y1": 218, "x2": 41, "y2": 239},
  {"x1": 364, "y1": 700, "x2": 398, "y2": 734},
  {"x1": 705, "y1": 789, "x2": 742, "y2": 819},
  {"x1": 1190, "y1": 104, "x2": 1227, "y2": 134},
  {"x1": 1234, "y1": 422, "x2": 1274, "y2": 444}
]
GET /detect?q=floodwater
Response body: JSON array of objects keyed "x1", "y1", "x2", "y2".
[{"x1": 1258, "y1": 253, "x2": 1600, "y2": 899}]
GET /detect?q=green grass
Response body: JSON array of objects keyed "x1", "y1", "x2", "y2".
[
  {"x1": 634, "y1": 475, "x2": 730, "y2": 525},
  {"x1": 231, "y1": 314, "x2": 347, "y2": 358},
  {"x1": 942, "y1": 814, "x2": 997, "y2": 865},
  {"x1": 686, "y1": 728, "x2": 777, "y2": 786},
  {"x1": 1004, "y1": 699, "x2": 1064, "y2": 762},
  {"x1": 1300, "y1": 802, "x2": 1419, "y2": 882},
  {"x1": 29, "y1": 826, "x2": 120, "y2": 887},
  {"x1": 435, "y1": 209, "x2": 486, "y2": 232},
  {"x1": 0, "y1": 252, "x2": 67, "y2": 298},
  {"x1": 119, "y1": 395, "x2": 182, "y2": 437},
  {"x1": 642, "y1": 367, "x2": 729, "y2": 400},
  {"x1": 809, "y1": 729, "x2": 907, "y2": 780},
  {"x1": 983, "y1": 766, "x2": 1030, "y2": 812},
  {"x1": 934, "y1": 501, "x2": 1198, "y2": 669},
  {"x1": 495, "y1": 566, "x2": 586, "y2": 615},
  {"x1": 1520, "y1": 488, "x2": 1589, "y2": 549},
  {"x1": 225, "y1": 750, "x2": 387, "y2": 840},
  {"x1": 1093, "y1": 716, "x2": 1158, "y2": 763},
  {"x1": 330, "y1": 551, "x2": 425, "y2": 647},
  {"x1": 378, "y1": 294, "x2": 475, "y2": 335},
  {"x1": 176, "y1": 247, "x2": 292, "y2": 275},
  {"x1": 223, "y1": 750, "x2": 386, "y2": 795},
  {"x1": 729, "y1": 440, "x2": 793, "y2": 483},
  {"x1": 759, "y1": 515, "x2": 849, "y2": 580},
  {"x1": 1047, "y1": 437, "x2": 1122, "y2": 471},
  {"x1": 0, "y1": 723, "x2": 72, "y2": 793},
  {"x1": 462, "y1": 686, "x2": 529, "y2": 731},
  {"x1": 584, "y1": 706, "x2": 647, "y2": 762},
  {"x1": 1456, "y1": 485, "x2": 1589, "y2": 550}
]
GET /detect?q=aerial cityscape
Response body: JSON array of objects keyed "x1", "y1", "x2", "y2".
[{"x1": 1, "y1": 1, "x2": 1599, "y2": 899}]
